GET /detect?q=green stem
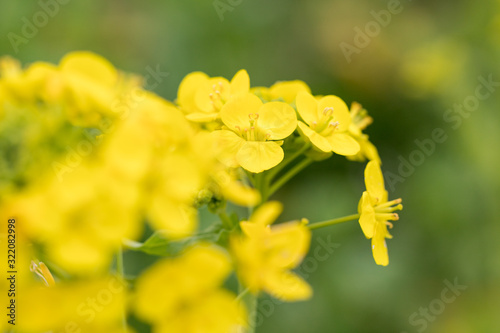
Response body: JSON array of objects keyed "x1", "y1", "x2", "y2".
[
  {"x1": 218, "y1": 212, "x2": 233, "y2": 229},
  {"x1": 308, "y1": 214, "x2": 360, "y2": 230},
  {"x1": 266, "y1": 157, "x2": 313, "y2": 199},
  {"x1": 244, "y1": 169, "x2": 256, "y2": 187}
]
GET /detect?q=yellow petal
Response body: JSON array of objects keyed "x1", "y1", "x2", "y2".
[
  {"x1": 220, "y1": 180, "x2": 261, "y2": 207},
  {"x1": 147, "y1": 198, "x2": 197, "y2": 239},
  {"x1": 269, "y1": 80, "x2": 311, "y2": 103},
  {"x1": 263, "y1": 271, "x2": 312, "y2": 301},
  {"x1": 358, "y1": 191, "x2": 376, "y2": 239},
  {"x1": 211, "y1": 130, "x2": 245, "y2": 168},
  {"x1": 297, "y1": 121, "x2": 332, "y2": 152},
  {"x1": 296, "y1": 91, "x2": 319, "y2": 125},
  {"x1": 317, "y1": 95, "x2": 351, "y2": 132},
  {"x1": 59, "y1": 51, "x2": 117, "y2": 87},
  {"x1": 183, "y1": 290, "x2": 247, "y2": 332},
  {"x1": 230, "y1": 69, "x2": 250, "y2": 95},
  {"x1": 364, "y1": 160, "x2": 388, "y2": 203},
  {"x1": 372, "y1": 222, "x2": 389, "y2": 266},
  {"x1": 220, "y1": 93, "x2": 262, "y2": 130},
  {"x1": 48, "y1": 236, "x2": 109, "y2": 274},
  {"x1": 250, "y1": 201, "x2": 283, "y2": 226},
  {"x1": 185, "y1": 111, "x2": 220, "y2": 122},
  {"x1": 259, "y1": 101, "x2": 297, "y2": 140},
  {"x1": 181, "y1": 245, "x2": 232, "y2": 291},
  {"x1": 240, "y1": 221, "x2": 267, "y2": 238},
  {"x1": 327, "y1": 133, "x2": 361, "y2": 156},
  {"x1": 195, "y1": 77, "x2": 230, "y2": 112},
  {"x1": 177, "y1": 71, "x2": 209, "y2": 112},
  {"x1": 134, "y1": 261, "x2": 179, "y2": 322},
  {"x1": 236, "y1": 141, "x2": 284, "y2": 173},
  {"x1": 268, "y1": 222, "x2": 311, "y2": 268}
]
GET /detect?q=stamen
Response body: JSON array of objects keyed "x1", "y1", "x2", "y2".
[
  {"x1": 323, "y1": 107, "x2": 334, "y2": 116},
  {"x1": 30, "y1": 260, "x2": 55, "y2": 287},
  {"x1": 375, "y1": 213, "x2": 399, "y2": 221},
  {"x1": 376, "y1": 198, "x2": 402, "y2": 209}
]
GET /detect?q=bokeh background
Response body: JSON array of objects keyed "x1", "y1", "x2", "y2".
[{"x1": 2, "y1": 0, "x2": 499, "y2": 332}]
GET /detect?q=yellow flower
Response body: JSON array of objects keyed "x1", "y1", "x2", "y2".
[
  {"x1": 213, "y1": 93, "x2": 297, "y2": 173},
  {"x1": 101, "y1": 92, "x2": 209, "y2": 239},
  {"x1": 7, "y1": 165, "x2": 141, "y2": 274},
  {"x1": 19, "y1": 276, "x2": 128, "y2": 333},
  {"x1": 296, "y1": 91, "x2": 360, "y2": 156},
  {"x1": 358, "y1": 161, "x2": 402, "y2": 266},
  {"x1": 346, "y1": 102, "x2": 381, "y2": 164},
  {"x1": 0, "y1": 57, "x2": 57, "y2": 103},
  {"x1": 252, "y1": 80, "x2": 311, "y2": 104},
  {"x1": 55, "y1": 51, "x2": 141, "y2": 127},
  {"x1": 231, "y1": 202, "x2": 312, "y2": 301},
  {"x1": 134, "y1": 244, "x2": 246, "y2": 333},
  {"x1": 177, "y1": 69, "x2": 249, "y2": 122}
]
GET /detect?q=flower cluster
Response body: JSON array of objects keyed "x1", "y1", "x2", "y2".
[{"x1": 0, "y1": 52, "x2": 402, "y2": 333}]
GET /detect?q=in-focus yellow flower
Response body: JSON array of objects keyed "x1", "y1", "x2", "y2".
[
  {"x1": 358, "y1": 161, "x2": 402, "y2": 266},
  {"x1": 134, "y1": 244, "x2": 245, "y2": 333},
  {"x1": 213, "y1": 93, "x2": 297, "y2": 173},
  {"x1": 177, "y1": 69, "x2": 249, "y2": 122},
  {"x1": 346, "y1": 102, "x2": 381, "y2": 164},
  {"x1": 231, "y1": 202, "x2": 312, "y2": 301},
  {"x1": 296, "y1": 91, "x2": 360, "y2": 156}
]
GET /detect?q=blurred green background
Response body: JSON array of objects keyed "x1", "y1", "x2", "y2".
[{"x1": 2, "y1": 0, "x2": 499, "y2": 332}]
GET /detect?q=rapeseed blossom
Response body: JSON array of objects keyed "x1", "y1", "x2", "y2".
[
  {"x1": 358, "y1": 161, "x2": 403, "y2": 266},
  {"x1": 231, "y1": 202, "x2": 312, "y2": 301},
  {"x1": 177, "y1": 69, "x2": 249, "y2": 123},
  {"x1": 0, "y1": 52, "x2": 403, "y2": 333},
  {"x1": 296, "y1": 91, "x2": 360, "y2": 156},
  {"x1": 213, "y1": 93, "x2": 297, "y2": 173},
  {"x1": 134, "y1": 245, "x2": 246, "y2": 333}
]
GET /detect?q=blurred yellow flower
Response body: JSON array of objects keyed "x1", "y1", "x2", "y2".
[
  {"x1": 53, "y1": 51, "x2": 142, "y2": 127},
  {"x1": 296, "y1": 91, "x2": 360, "y2": 156},
  {"x1": 358, "y1": 161, "x2": 402, "y2": 266},
  {"x1": 0, "y1": 57, "x2": 57, "y2": 103},
  {"x1": 134, "y1": 244, "x2": 246, "y2": 333},
  {"x1": 6, "y1": 165, "x2": 141, "y2": 274},
  {"x1": 19, "y1": 276, "x2": 127, "y2": 333},
  {"x1": 213, "y1": 93, "x2": 297, "y2": 173},
  {"x1": 231, "y1": 202, "x2": 312, "y2": 301}
]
